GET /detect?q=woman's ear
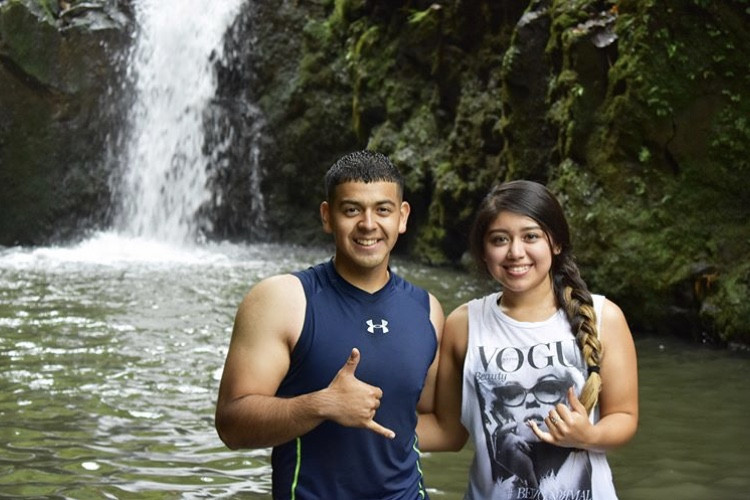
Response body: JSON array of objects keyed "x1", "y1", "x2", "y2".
[{"x1": 548, "y1": 238, "x2": 562, "y2": 256}]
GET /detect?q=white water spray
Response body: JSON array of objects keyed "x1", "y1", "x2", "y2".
[{"x1": 116, "y1": 0, "x2": 243, "y2": 244}]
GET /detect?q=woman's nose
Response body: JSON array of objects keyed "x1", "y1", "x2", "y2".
[{"x1": 508, "y1": 239, "x2": 525, "y2": 259}]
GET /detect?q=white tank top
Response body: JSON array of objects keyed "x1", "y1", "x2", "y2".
[{"x1": 460, "y1": 292, "x2": 618, "y2": 499}]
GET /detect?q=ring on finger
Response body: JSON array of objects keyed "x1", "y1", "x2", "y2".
[{"x1": 550, "y1": 416, "x2": 559, "y2": 425}]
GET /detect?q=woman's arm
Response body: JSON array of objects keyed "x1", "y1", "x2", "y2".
[
  {"x1": 416, "y1": 293, "x2": 445, "y2": 414},
  {"x1": 587, "y1": 298, "x2": 639, "y2": 449},
  {"x1": 416, "y1": 304, "x2": 470, "y2": 452},
  {"x1": 529, "y1": 298, "x2": 639, "y2": 451}
]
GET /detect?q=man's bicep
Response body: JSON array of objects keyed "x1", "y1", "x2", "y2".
[{"x1": 218, "y1": 276, "x2": 305, "y2": 402}]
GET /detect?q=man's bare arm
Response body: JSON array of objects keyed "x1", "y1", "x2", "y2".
[{"x1": 215, "y1": 275, "x2": 394, "y2": 449}]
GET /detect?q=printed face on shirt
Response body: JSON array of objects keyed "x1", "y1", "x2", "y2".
[
  {"x1": 493, "y1": 372, "x2": 568, "y2": 438},
  {"x1": 474, "y1": 334, "x2": 588, "y2": 444}
]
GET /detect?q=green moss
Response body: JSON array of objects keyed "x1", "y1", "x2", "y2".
[
  {"x1": 302, "y1": 18, "x2": 335, "y2": 51},
  {"x1": 330, "y1": 0, "x2": 366, "y2": 26},
  {"x1": 209, "y1": 1, "x2": 750, "y2": 343},
  {"x1": 414, "y1": 223, "x2": 448, "y2": 266},
  {"x1": 709, "y1": 262, "x2": 750, "y2": 345},
  {"x1": 0, "y1": 1, "x2": 57, "y2": 84}
]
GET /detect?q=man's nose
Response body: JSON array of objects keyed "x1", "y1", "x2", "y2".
[{"x1": 358, "y1": 210, "x2": 376, "y2": 230}]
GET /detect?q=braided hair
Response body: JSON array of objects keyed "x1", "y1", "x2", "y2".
[{"x1": 469, "y1": 180, "x2": 602, "y2": 413}]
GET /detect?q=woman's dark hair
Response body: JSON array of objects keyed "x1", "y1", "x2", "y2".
[{"x1": 469, "y1": 180, "x2": 602, "y2": 412}]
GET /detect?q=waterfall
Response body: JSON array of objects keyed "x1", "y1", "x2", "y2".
[{"x1": 116, "y1": 0, "x2": 245, "y2": 245}]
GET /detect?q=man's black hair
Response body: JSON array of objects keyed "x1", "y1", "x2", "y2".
[{"x1": 324, "y1": 150, "x2": 404, "y2": 201}]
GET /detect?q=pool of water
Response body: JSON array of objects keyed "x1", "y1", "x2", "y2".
[{"x1": 0, "y1": 234, "x2": 748, "y2": 498}]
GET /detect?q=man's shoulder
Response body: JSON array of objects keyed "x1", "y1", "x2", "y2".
[
  {"x1": 290, "y1": 260, "x2": 333, "y2": 297},
  {"x1": 257, "y1": 272, "x2": 302, "y2": 288},
  {"x1": 231, "y1": 273, "x2": 306, "y2": 345},
  {"x1": 388, "y1": 272, "x2": 433, "y2": 314},
  {"x1": 241, "y1": 273, "x2": 304, "y2": 309}
]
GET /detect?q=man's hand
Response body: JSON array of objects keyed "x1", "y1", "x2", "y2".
[{"x1": 324, "y1": 348, "x2": 395, "y2": 439}]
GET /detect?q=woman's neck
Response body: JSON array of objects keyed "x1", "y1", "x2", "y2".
[{"x1": 498, "y1": 281, "x2": 558, "y2": 322}]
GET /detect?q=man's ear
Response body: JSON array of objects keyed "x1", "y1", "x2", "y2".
[
  {"x1": 320, "y1": 201, "x2": 332, "y2": 233},
  {"x1": 398, "y1": 201, "x2": 411, "y2": 234}
]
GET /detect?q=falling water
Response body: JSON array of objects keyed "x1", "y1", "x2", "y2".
[{"x1": 116, "y1": 0, "x2": 244, "y2": 244}]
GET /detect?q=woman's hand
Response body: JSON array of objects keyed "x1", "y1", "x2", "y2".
[{"x1": 527, "y1": 387, "x2": 595, "y2": 449}]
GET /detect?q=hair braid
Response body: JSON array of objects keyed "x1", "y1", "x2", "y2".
[
  {"x1": 469, "y1": 180, "x2": 604, "y2": 413},
  {"x1": 554, "y1": 256, "x2": 602, "y2": 413}
]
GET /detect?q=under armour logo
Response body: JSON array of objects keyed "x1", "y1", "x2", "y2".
[{"x1": 366, "y1": 319, "x2": 389, "y2": 334}]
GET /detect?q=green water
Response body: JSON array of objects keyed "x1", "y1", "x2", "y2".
[{"x1": 0, "y1": 235, "x2": 748, "y2": 498}]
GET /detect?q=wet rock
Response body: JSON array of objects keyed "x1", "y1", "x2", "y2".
[{"x1": 0, "y1": 0, "x2": 132, "y2": 244}]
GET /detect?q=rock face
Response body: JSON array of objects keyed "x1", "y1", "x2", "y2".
[
  {"x1": 0, "y1": 0, "x2": 131, "y2": 244},
  {"x1": 2, "y1": 0, "x2": 748, "y2": 345},
  {"x1": 207, "y1": 1, "x2": 362, "y2": 243},
  {"x1": 210, "y1": 0, "x2": 749, "y2": 344}
]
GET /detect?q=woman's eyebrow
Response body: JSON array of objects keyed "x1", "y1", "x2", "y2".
[{"x1": 487, "y1": 225, "x2": 542, "y2": 233}]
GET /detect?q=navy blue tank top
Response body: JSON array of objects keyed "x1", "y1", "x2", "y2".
[{"x1": 271, "y1": 259, "x2": 436, "y2": 499}]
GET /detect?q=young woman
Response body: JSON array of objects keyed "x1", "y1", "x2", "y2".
[{"x1": 418, "y1": 180, "x2": 638, "y2": 499}]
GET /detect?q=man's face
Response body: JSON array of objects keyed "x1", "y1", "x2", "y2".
[{"x1": 320, "y1": 181, "x2": 410, "y2": 280}]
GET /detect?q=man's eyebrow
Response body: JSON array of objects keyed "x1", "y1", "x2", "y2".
[{"x1": 339, "y1": 199, "x2": 397, "y2": 206}]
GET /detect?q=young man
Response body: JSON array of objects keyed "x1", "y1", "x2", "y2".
[{"x1": 215, "y1": 150, "x2": 444, "y2": 499}]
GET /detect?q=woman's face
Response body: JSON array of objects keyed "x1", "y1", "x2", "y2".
[{"x1": 482, "y1": 211, "x2": 557, "y2": 298}]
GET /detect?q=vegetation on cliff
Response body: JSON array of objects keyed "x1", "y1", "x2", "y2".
[{"x1": 225, "y1": 0, "x2": 748, "y2": 344}]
